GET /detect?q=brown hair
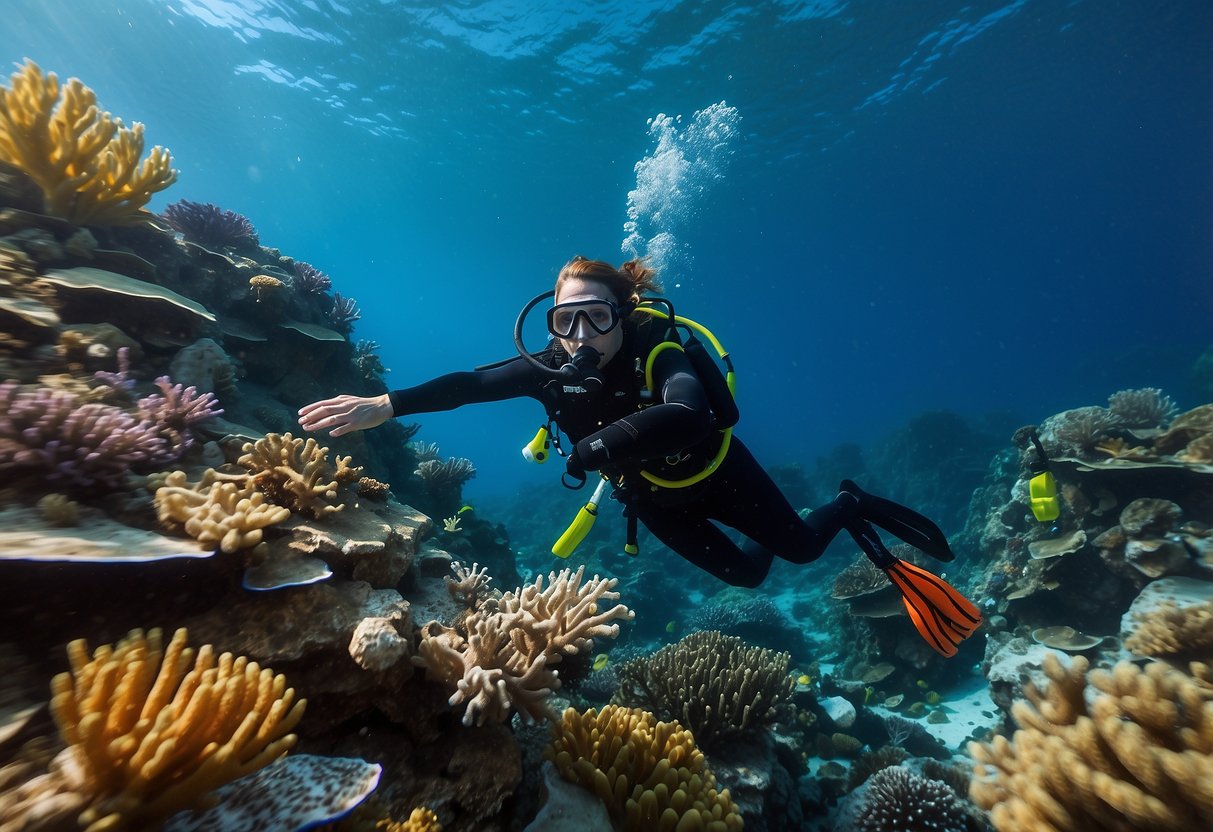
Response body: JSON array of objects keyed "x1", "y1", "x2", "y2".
[{"x1": 555, "y1": 255, "x2": 662, "y2": 309}]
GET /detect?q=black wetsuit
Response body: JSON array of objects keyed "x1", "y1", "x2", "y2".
[{"x1": 388, "y1": 318, "x2": 860, "y2": 588}]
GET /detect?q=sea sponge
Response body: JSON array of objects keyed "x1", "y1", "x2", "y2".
[
  {"x1": 0, "y1": 60, "x2": 177, "y2": 225},
  {"x1": 613, "y1": 630, "x2": 793, "y2": 748},
  {"x1": 545, "y1": 704, "x2": 743, "y2": 832},
  {"x1": 50, "y1": 627, "x2": 305, "y2": 831},
  {"x1": 154, "y1": 468, "x2": 291, "y2": 553},
  {"x1": 969, "y1": 652, "x2": 1213, "y2": 830}
]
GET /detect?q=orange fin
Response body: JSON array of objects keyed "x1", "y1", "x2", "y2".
[{"x1": 883, "y1": 560, "x2": 983, "y2": 657}]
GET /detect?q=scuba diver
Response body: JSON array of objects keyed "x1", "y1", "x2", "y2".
[{"x1": 298, "y1": 256, "x2": 981, "y2": 657}]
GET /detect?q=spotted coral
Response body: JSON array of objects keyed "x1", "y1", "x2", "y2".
[
  {"x1": 0, "y1": 60, "x2": 177, "y2": 225},
  {"x1": 50, "y1": 627, "x2": 305, "y2": 832},
  {"x1": 613, "y1": 630, "x2": 793, "y2": 749},
  {"x1": 969, "y1": 652, "x2": 1213, "y2": 830}
]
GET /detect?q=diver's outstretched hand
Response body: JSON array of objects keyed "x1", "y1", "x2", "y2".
[{"x1": 298, "y1": 393, "x2": 393, "y2": 437}]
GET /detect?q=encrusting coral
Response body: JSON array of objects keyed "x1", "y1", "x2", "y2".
[
  {"x1": 545, "y1": 704, "x2": 743, "y2": 832},
  {"x1": 238, "y1": 431, "x2": 360, "y2": 519},
  {"x1": 154, "y1": 469, "x2": 292, "y2": 553},
  {"x1": 0, "y1": 60, "x2": 177, "y2": 225},
  {"x1": 969, "y1": 652, "x2": 1213, "y2": 831},
  {"x1": 47, "y1": 627, "x2": 305, "y2": 832},
  {"x1": 613, "y1": 629, "x2": 794, "y2": 749},
  {"x1": 416, "y1": 565, "x2": 633, "y2": 726}
]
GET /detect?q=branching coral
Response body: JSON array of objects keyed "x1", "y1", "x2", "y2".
[
  {"x1": 161, "y1": 199, "x2": 259, "y2": 249},
  {"x1": 414, "y1": 457, "x2": 476, "y2": 489},
  {"x1": 1042, "y1": 406, "x2": 1125, "y2": 455},
  {"x1": 1108, "y1": 388, "x2": 1178, "y2": 430},
  {"x1": 0, "y1": 380, "x2": 171, "y2": 488},
  {"x1": 416, "y1": 566, "x2": 633, "y2": 726},
  {"x1": 969, "y1": 652, "x2": 1213, "y2": 831},
  {"x1": 0, "y1": 60, "x2": 177, "y2": 225},
  {"x1": 329, "y1": 292, "x2": 361, "y2": 332},
  {"x1": 293, "y1": 260, "x2": 332, "y2": 295},
  {"x1": 49, "y1": 627, "x2": 305, "y2": 832},
  {"x1": 545, "y1": 704, "x2": 743, "y2": 832},
  {"x1": 238, "y1": 432, "x2": 360, "y2": 519},
  {"x1": 154, "y1": 469, "x2": 291, "y2": 553},
  {"x1": 613, "y1": 630, "x2": 794, "y2": 749},
  {"x1": 446, "y1": 561, "x2": 492, "y2": 610},
  {"x1": 1125, "y1": 601, "x2": 1213, "y2": 663}
]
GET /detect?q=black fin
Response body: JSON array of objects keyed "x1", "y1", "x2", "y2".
[{"x1": 840, "y1": 479, "x2": 954, "y2": 562}]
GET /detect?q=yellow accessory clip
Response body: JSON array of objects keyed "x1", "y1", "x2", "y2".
[
  {"x1": 552, "y1": 477, "x2": 609, "y2": 558},
  {"x1": 1029, "y1": 470, "x2": 1060, "y2": 522},
  {"x1": 522, "y1": 425, "x2": 550, "y2": 463}
]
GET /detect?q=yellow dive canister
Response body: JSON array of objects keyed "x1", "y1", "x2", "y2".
[
  {"x1": 522, "y1": 425, "x2": 550, "y2": 463},
  {"x1": 552, "y1": 477, "x2": 609, "y2": 558},
  {"x1": 1029, "y1": 470, "x2": 1060, "y2": 522}
]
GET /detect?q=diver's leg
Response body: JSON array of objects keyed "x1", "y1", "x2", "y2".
[
  {"x1": 704, "y1": 438, "x2": 855, "y2": 564},
  {"x1": 839, "y1": 478, "x2": 954, "y2": 561},
  {"x1": 631, "y1": 500, "x2": 774, "y2": 588}
]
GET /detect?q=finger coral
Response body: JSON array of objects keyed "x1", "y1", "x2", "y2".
[
  {"x1": 50, "y1": 627, "x2": 305, "y2": 832},
  {"x1": 613, "y1": 630, "x2": 793, "y2": 749},
  {"x1": 417, "y1": 565, "x2": 633, "y2": 726},
  {"x1": 969, "y1": 652, "x2": 1213, "y2": 830},
  {"x1": 545, "y1": 704, "x2": 743, "y2": 832},
  {"x1": 0, "y1": 60, "x2": 177, "y2": 225},
  {"x1": 238, "y1": 432, "x2": 360, "y2": 518},
  {"x1": 154, "y1": 469, "x2": 292, "y2": 553}
]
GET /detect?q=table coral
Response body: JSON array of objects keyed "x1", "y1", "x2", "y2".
[
  {"x1": 545, "y1": 704, "x2": 743, "y2": 832},
  {"x1": 49, "y1": 627, "x2": 305, "y2": 832},
  {"x1": 0, "y1": 60, "x2": 177, "y2": 225},
  {"x1": 614, "y1": 630, "x2": 794, "y2": 749},
  {"x1": 969, "y1": 652, "x2": 1213, "y2": 831}
]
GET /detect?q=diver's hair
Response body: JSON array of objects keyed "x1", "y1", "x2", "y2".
[{"x1": 555, "y1": 255, "x2": 662, "y2": 308}]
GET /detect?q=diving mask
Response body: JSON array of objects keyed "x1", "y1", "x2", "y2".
[{"x1": 547, "y1": 299, "x2": 620, "y2": 338}]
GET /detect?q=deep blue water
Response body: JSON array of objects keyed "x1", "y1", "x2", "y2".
[{"x1": 6, "y1": 0, "x2": 1211, "y2": 501}]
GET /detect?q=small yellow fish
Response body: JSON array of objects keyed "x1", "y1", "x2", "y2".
[
  {"x1": 665, "y1": 620, "x2": 679, "y2": 633},
  {"x1": 592, "y1": 653, "x2": 609, "y2": 671},
  {"x1": 458, "y1": 505, "x2": 474, "y2": 514},
  {"x1": 916, "y1": 679, "x2": 929, "y2": 689},
  {"x1": 797, "y1": 674, "x2": 812, "y2": 686}
]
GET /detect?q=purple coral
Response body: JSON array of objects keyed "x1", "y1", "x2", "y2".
[
  {"x1": 136, "y1": 376, "x2": 224, "y2": 455},
  {"x1": 0, "y1": 381, "x2": 172, "y2": 488},
  {"x1": 329, "y1": 293, "x2": 361, "y2": 333},
  {"x1": 162, "y1": 199, "x2": 260, "y2": 250},
  {"x1": 293, "y1": 261, "x2": 332, "y2": 295},
  {"x1": 93, "y1": 346, "x2": 137, "y2": 395}
]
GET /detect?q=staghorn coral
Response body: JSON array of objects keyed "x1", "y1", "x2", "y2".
[
  {"x1": 0, "y1": 60, "x2": 177, "y2": 225},
  {"x1": 329, "y1": 292, "x2": 361, "y2": 332},
  {"x1": 416, "y1": 565, "x2": 633, "y2": 726},
  {"x1": 850, "y1": 765, "x2": 974, "y2": 832},
  {"x1": 1125, "y1": 601, "x2": 1213, "y2": 662},
  {"x1": 446, "y1": 561, "x2": 492, "y2": 610},
  {"x1": 293, "y1": 260, "x2": 332, "y2": 295},
  {"x1": 545, "y1": 704, "x2": 743, "y2": 832},
  {"x1": 1108, "y1": 388, "x2": 1178, "y2": 430},
  {"x1": 238, "y1": 432, "x2": 360, "y2": 519},
  {"x1": 154, "y1": 469, "x2": 291, "y2": 553},
  {"x1": 613, "y1": 630, "x2": 793, "y2": 749},
  {"x1": 49, "y1": 627, "x2": 305, "y2": 832},
  {"x1": 969, "y1": 652, "x2": 1213, "y2": 831},
  {"x1": 161, "y1": 199, "x2": 258, "y2": 249},
  {"x1": 0, "y1": 380, "x2": 172, "y2": 488},
  {"x1": 354, "y1": 340, "x2": 389, "y2": 381},
  {"x1": 414, "y1": 457, "x2": 476, "y2": 488},
  {"x1": 136, "y1": 375, "x2": 224, "y2": 456}
]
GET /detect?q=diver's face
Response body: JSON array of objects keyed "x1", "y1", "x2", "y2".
[{"x1": 554, "y1": 277, "x2": 624, "y2": 368}]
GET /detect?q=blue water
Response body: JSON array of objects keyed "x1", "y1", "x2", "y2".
[{"x1": 6, "y1": 0, "x2": 1210, "y2": 501}]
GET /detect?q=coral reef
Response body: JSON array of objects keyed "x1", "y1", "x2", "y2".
[
  {"x1": 613, "y1": 630, "x2": 794, "y2": 749},
  {"x1": 545, "y1": 704, "x2": 744, "y2": 832},
  {"x1": 416, "y1": 565, "x2": 633, "y2": 726},
  {"x1": 0, "y1": 61, "x2": 177, "y2": 225},
  {"x1": 969, "y1": 652, "x2": 1213, "y2": 830},
  {"x1": 46, "y1": 627, "x2": 304, "y2": 831},
  {"x1": 161, "y1": 199, "x2": 259, "y2": 250}
]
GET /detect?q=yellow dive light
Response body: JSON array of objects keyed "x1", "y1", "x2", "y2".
[
  {"x1": 553, "y1": 477, "x2": 609, "y2": 558},
  {"x1": 522, "y1": 425, "x2": 550, "y2": 464},
  {"x1": 1029, "y1": 470, "x2": 1060, "y2": 523}
]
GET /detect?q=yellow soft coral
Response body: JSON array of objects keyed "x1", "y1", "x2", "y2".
[
  {"x1": 969, "y1": 652, "x2": 1213, "y2": 831},
  {"x1": 376, "y1": 807, "x2": 443, "y2": 832},
  {"x1": 50, "y1": 627, "x2": 306, "y2": 832},
  {"x1": 239, "y1": 432, "x2": 359, "y2": 518},
  {"x1": 0, "y1": 60, "x2": 177, "y2": 225},
  {"x1": 546, "y1": 705, "x2": 744, "y2": 832}
]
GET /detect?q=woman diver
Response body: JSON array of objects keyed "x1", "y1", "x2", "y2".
[{"x1": 298, "y1": 256, "x2": 981, "y2": 656}]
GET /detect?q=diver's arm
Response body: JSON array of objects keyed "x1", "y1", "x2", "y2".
[
  {"x1": 574, "y1": 348, "x2": 713, "y2": 469},
  {"x1": 299, "y1": 358, "x2": 540, "y2": 437}
]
